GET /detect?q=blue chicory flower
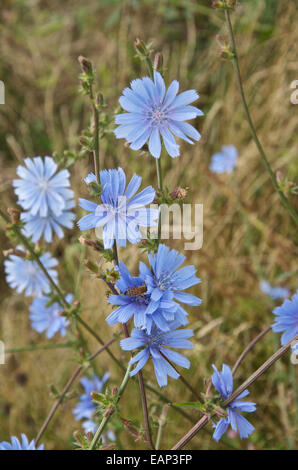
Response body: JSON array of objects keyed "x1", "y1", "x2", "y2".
[
  {"x1": 259, "y1": 280, "x2": 289, "y2": 300},
  {"x1": 272, "y1": 290, "x2": 298, "y2": 345},
  {"x1": 29, "y1": 294, "x2": 72, "y2": 338},
  {"x1": 209, "y1": 145, "x2": 238, "y2": 174},
  {"x1": 4, "y1": 250, "x2": 58, "y2": 297},
  {"x1": 114, "y1": 72, "x2": 203, "y2": 159},
  {"x1": 0, "y1": 434, "x2": 44, "y2": 450},
  {"x1": 106, "y1": 245, "x2": 201, "y2": 333},
  {"x1": 211, "y1": 364, "x2": 256, "y2": 442},
  {"x1": 139, "y1": 244, "x2": 201, "y2": 330},
  {"x1": 120, "y1": 326, "x2": 193, "y2": 387},
  {"x1": 13, "y1": 156, "x2": 73, "y2": 217},
  {"x1": 106, "y1": 261, "x2": 175, "y2": 332},
  {"x1": 73, "y1": 373, "x2": 112, "y2": 435},
  {"x1": 78, "y1": 168, "x2": 159, "y2": 249},
  {"x1": 21, "y1": 199, "x2": 76, "y2": 243}
]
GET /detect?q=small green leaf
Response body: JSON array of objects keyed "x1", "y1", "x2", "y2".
[{"x1": 172, "y1": 402, "x2": 206, "y2": 411}]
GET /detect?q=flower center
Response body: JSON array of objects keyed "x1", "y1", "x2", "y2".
[
  {"x1": 149, "y1": 106, "x2": 166, "y2": 126},
  {"x1": 156, "y1": 272, "x2": 172, "y2": 291},
  {"x1": 39, "y1": 180, "x2": 49, "y2": 191},
  {"x1": 147, "y1": 331, "x2": 164, "y2": 348}
]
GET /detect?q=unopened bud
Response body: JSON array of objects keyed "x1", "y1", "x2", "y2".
[
  {"x1": 169, "y1": 187, "x2": 188, "y2": 200},
  {"x1": 153, "y1": 52, "x2": 163, "y2": 71},
  {"x1": 104, "y1": 404, "x2": 115, "y2": 418},
  {"x1": 134, "y1": 38, "x2": 148, "y2": 56},
  {"x1": 3, "y1": 248, "x2": 27, "y2": 258},
  {"x1": 78, "y1": 55, "x2": 93, "y2": 74},
  {"x1": 214, "y1": 406, "x2": 226, "y2": 418},
  {"x1": 74, "y1": 300, "x2": 80, "y2": 308},
  {"x1": 216, "y1": 35, "x2": 234, "y2": 60},
  {"x1": 84, "y1": 259, "x2": 100, "y2": 274},
  {"x1": 204, "y1": 378, "x2": 212, "y2": 398},
  {"x1": 79, "y1": 236, "x2": 103, "y2": 251},
  {"x1": 212, "y1": 0, "x2": 236, "y2": 9},
  {"x1": 73, "y1": 430, "x2": 85, "y2": 447},
  {"x1": 112, "y1": 386, "x2": 118, "y2": 396},
  {"x1": 101, "y1": 444, "x2": 116, "y2": 450},
  {"x1": 7, "y1": 208, "x2": 20, "y2": 224},
  {"x1": 276, "y1": 170, "x2": 283, "y2": 184},
  {"x1": 79, "y1": 347, "x2": 84, "y2": 358}
]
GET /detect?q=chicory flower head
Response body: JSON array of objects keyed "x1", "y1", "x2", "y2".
[
  {"x1": 140, "y1": 244, "x2": 201, "y2": 329},
  {"x1": 78, "y1": 168, "x2": 159, "y2": 249},
  {"x1": 73, "y1": 373, "x2": 110, "y2": 434},
  {"x1": 29, "y1": 294, "x2": 72, "y2": 338},
  {"x1": 211, "y1": 364, "x2": 256, "y2": 442},
  {"x1": 0, "y1": 434, "x2": 44, "y2": 450},
  {"x1": 209, "y1": 145, "x2": 238, "y2": 174},
  {"x1": 4, "y1": 250, "x2": 58, "y2": 297},
  {"x1": 272, "y1": 290, "x2": 298, "y2": 345},
  {"x1": 115, "y1": 72, "x2": 203, "y2": 159},
  {"x1": 21, "y1": 199, "x2": 76, "y2": 243},
  {"x1": 259, "y1": 281, "x2": 289, "y2": 300},
  {"x1": 13, "y1": 156, "x2": 73, "y2": 217},
  {"x1": 120, "y1": 326, "x2": 193, "y2": 387}
]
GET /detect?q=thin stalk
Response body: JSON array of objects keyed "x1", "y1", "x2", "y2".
[
  {"x1": 113, "y1": 241, "x2": 119, "y2": 266},
  {"x1": 143, "y1": 55, "x2": 163, "y2": 243},
  {"x1": 155, "y1": 404, "x2": 169, "y2": 450},
  {"x1": 75, "y1": 315, "x2": 125, "y2": 372},
  {"x1": 225, "y1": 10, "x2": 298, "y2": 226},
  {"x1": 120, "y1": 305, "x2": 154, "y2": 449},
  {"x1": 145, "y1": 56, "x2": 154, "y2": 80},
  {"x1": 137, "y1": 370, "x2": 155, "y2": 449},
  {"x1": 172, "y1": 333, "x2": 298, "y2": 450},
  {"x1": 160, "y1": 351, "x2": 202, "y2": 402},
  {"x1": 89, "y1": 362, "x2": 133, "y2": 450},
  {"x1": 232, "y1": 325, "x2": 272, "y2": 375},
  {"x1": 35, "y1": 338, "x2": 115, "y2": 446},
  {"x1": 75, "y1": 244, "x2": 86, "y2": 298},
  {"x1": 89, "y1": 88, "x2": 100, "y2": 181}
]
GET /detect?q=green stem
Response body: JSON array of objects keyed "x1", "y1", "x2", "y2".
[
  {"x1": 225, "y1": 10, "x2": 298, "y2": 226},
  {"x1": 75, "y1": 245, "x2": 86, "y2": 298},
  {"x1": 89, "y1": 362, "x2": 133, "y2": 450},
  {"x1": 155, "y1": 404, "x2": 169, "y2": 450},
  {"x1": 145, "y1": 56, "x2": 154, "y2": 80},
  {"x1": 89, "y1": 89, "x2": 100, "y2": 181}
]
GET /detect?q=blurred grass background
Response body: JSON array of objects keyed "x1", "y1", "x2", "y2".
[{"x1": 0, "y1": 0, "x2": 297, "y2": 450}]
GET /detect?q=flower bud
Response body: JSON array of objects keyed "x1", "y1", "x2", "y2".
[
  {"x1": 78, "y1": 55, "x2": 93, "y2": 74},
  {"x1": 3, "y1": 248, "x2": 27, "y2": 258},
  {"x1": 104, "y1": 404, "x2": 115, "y2": 418},
  {"x1": 153, "y1": 52, "x2": 163, "y2": 71},
  {"x1": 79, "y1": 235, "x2": 103, "y2": 251},
  {"x1": 84, "y1": 259, "x2": 100, "y2": 274},
  {"x1": 134, "y1": 38, "x2": 148, "y2": 56},
  {"x1": 212, "y1": 0, "x2": 236, "y2": 9},
  {"x1": 169, "y1": 187, "x2": 188, "y2": 200},
  {"x1": 7, "y1": 208, "x2": 21, "y2": 224}
]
